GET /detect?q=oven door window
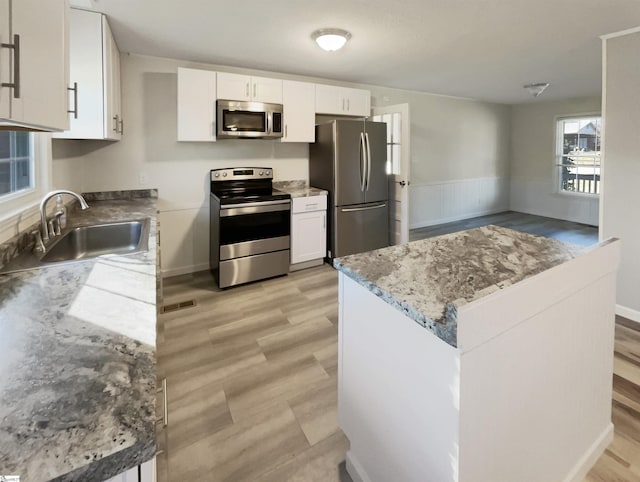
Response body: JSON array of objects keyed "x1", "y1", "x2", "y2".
[
  {"x1": 220, "y1": 210, "x2": 290, "y2": 245},
  {"x1": 222, "y1": 110, "x2": 266, "y2": 133}
]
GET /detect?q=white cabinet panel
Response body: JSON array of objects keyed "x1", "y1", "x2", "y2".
[
  {"x1": 103, "y1": 16, "x2": 122, "y2": 140},
  {"x1": 177, "y1": 67, "x2": 216, "y2": 142},
  {"x1": 54, "y1": 8, "x2": 122, "y2": 140},
  {"x1": 216, "y1": 71, "x2": 250, "y2": 101},
  {"x1": 282, "y1": 80, "x2": 315, "y2": 143},
  {"x1": 0, "y1": 0, "x2": 69, "y2": 131},
  {"x1": 315, "y1": 84, "x2": 370, "y2": 117},
  {"x1": 251, "y1": 75, "x2": 282, "y2": 103},
  {"x1": 217, "y1": 72, "x2": 282, "y2": 103}
]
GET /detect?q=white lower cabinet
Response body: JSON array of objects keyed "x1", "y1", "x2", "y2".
[{"x1": 291, "y1": 195, "x2": 327, "y2": 268}]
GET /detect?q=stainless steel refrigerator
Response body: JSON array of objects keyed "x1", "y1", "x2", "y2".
[{"x1": 309, "y1": 119, "x2": 389, "y2": 258}]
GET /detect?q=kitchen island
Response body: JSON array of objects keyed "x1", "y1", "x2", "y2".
[
  {"x1": 334, "y1": 225, "x2": 620, "y2": 482},
  {"x1": 0, "y1": 192, "x2": 158, "y2": 482}
]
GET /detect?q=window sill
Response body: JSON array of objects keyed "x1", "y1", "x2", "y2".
[{"x1": 555, "y1": 190, "x2": 600, "y2": 200}]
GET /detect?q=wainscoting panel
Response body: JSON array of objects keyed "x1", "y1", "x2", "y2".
[
  {"x1": 509, "y1": 177, "x2": 599, "y2": 227},
  {"x1": 409, "y1": 177, "x2": 509, "y2": 229}
]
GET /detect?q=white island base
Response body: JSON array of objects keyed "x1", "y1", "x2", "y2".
[{"x1": 338, "y1": 240, "x2": 620, "y2": 482}]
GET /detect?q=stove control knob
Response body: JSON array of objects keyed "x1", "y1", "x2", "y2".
[
  {"x1": 214, "y1": 172, "x2": 219, "y2": 177},
  {"x1": 265, "y1": 170, "x2": 271, "y2": 176},
  {"x1": 259, "y1": 171, "x2": 264, "y2": 176},
  {"x1": 222, "y1": 172, "x2": 227, "y2": 177}
]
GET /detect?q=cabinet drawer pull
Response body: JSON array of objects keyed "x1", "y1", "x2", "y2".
[{"x1": 1, "y1": 34, "x2": 20, "y2": 98}]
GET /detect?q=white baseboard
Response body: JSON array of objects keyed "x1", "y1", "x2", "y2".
[
  {"x1": 409, "y1": 208, "x2": 506, "y2": 230},
  {"x1": 616, "y1": 304, "x2": 640, "y2": 323},
  {"x1": 161, "y1": 262, "x2": 210, "y2": 279},
  {"x1": 345, "y1": 451, "x2": 371, "y2": 482},
  {"x1": 563, "y1": 423, "x2": 613, "y2": 482}
]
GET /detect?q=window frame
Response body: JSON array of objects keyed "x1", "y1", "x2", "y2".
[
  {"x1": 553, "y1": 112, "x2": 601, "y2": 198},
  {"x1": 0, "y1": 133, "x2": 52, "y2": 225}
]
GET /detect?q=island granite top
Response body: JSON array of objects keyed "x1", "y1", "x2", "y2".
[
  {"x1": 0, "y1": 195, "x2": 157, "y2": 482},
  {"x1": 334, "y1": 225, "x2": 586, "y2": 347}
]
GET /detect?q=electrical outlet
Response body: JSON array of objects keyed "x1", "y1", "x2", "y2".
[{"x1": 139, "y1": 172, "x2": 149, "y2": 185}]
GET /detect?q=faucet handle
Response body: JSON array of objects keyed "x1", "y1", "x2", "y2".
[{"x1": 31, "y1": 230, "x2": 46, "y2": 254}]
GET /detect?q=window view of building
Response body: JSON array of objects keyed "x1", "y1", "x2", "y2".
[
  {"x1": 0, "y1": 131, "x2": 33, "y2": 198},
  {"x1": 556, "y1": 116, "x2": 601, "y2": 195}
]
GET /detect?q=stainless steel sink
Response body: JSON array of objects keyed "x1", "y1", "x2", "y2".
[{"x1": 0, "y1": 218, "x2": 151, "y2": 274}]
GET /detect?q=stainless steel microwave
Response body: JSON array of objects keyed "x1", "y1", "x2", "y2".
[{"x1": 216, "y1": 100, "x2": 283, "y2": 139}]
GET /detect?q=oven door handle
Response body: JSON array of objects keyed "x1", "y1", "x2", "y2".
[{"x1": 220, "y1": 200, "x2": 291, "y2": 216}]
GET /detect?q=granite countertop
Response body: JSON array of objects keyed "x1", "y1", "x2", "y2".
[
  {"x1": 273, "y1": 180, "x2": 328, "y2": 198},
  {"x1": 0, "y1": 194, "x2": 158, "y2": 481},
  {"x1": 334, "y1": 225, "x2": 585, "y2": 347}
]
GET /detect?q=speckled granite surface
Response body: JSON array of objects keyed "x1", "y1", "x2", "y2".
[
  {"x1": 0, "y1": 195, "x2": 157, "y2": 482},
  {"x1": 274, "y1": 180, "x2": 328, "y2": 198},
  {"x1": 334, "y1": 225, "x2": 585, "y2": 347}
]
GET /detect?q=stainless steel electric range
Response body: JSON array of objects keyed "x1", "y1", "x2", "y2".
[{"x1": 209, "y1": 167, "x2": 291, "y2": 288}]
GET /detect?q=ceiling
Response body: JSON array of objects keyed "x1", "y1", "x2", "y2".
[{"x1": 72, "y1": 0, "x2": 640, "y2": 104}]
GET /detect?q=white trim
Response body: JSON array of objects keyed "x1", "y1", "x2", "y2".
[
  {"x1": 409, "y1": 208, "x2": 506, "y2": 230},
  {"x1": 615, "y1": 304, "x2": 640, "y2": 324},
  {"x1": 599, "y1": 38, "x2": 608, "y2": 239},
  {"x1": 562, "y1": 423, "x2": 613, "y2": 482},
  {"x1": 410, "y1": 176, "x2": 504, "y2": 188},
  {"x1": 600, "y1": 25, "x2": 640, "y2": 40},
  {"x1": 161, "y1": 262, "x2": 210, "y2": 279},
  {"x1": 345, "y1": 451, "x2": 371, "y2": 482}
]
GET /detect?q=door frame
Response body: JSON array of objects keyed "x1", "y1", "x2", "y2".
[{"x1": 372, "y1": 103, "x2": 411, "y2": 244}]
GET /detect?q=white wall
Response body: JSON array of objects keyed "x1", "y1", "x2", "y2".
[
  {"x1": 369, "y1": 86, "x2": 512, "y2": 228},
  {"x1": 509, "y1": 96, "x2": 601, "y2": 226},
  {"x1": 51, "y1": 53, "x2": 512, "y2": 275},
  {"x1": 601, "y1": 29, "x2": 640, "y2": 321}
]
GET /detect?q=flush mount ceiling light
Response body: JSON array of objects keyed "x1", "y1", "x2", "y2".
[
  {"x1": 312, "y1": 28, "x2": 352, "y2": 52},
  {"x1": 523, "y1": 82, "x2": 550, "y2": 97}
]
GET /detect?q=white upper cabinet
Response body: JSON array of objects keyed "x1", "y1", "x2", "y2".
[
  {"x1": 0, "y1": 0, "x2": 69, "y2": 131},
  {"x1": 177, "y1": 67, "x2": 216, "y2": 142},
  {"x1": 217, "y1": 72, "x2": 282, "y2": 104},
  {"x1": 281, "y1": 80, "x2": 315, "y2": 143},
  {"x1": 315, "y1": 84, "x2": 371, "y2": 117},
  {"x1": 54, "y1": 8, "x2": 122, "y2": 140},
  {"x1": 103, "y1": 16, "x2": 122, "y2": 140}
]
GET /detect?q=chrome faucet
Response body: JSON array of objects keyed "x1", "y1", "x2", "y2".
[{"x1": 39, "y1": 190, "x2": 90, "y2": 243}]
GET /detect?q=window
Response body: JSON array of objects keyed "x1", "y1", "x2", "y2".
[
  {"x1": 555, "y1": 116, "x2": 601, "y2": 195},
  {"x1": 373, "y1": 112, "x2": 402, "y2": 175},
  {"x1": 0, "y1": 131, "x2": 50, "y2": 224},
  {"x1": 0, "y1": 131, "x2": 33, "y2": 198}
]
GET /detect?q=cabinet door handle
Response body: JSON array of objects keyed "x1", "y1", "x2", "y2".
[
  {"x1": 284, "y1": 124, "x2": 287, "y2": 139},
  {"x1": 253, "y1": 83, "x2": 256, "y2": 98},
  {"x1": 113, "y1": 115, "x2": 119, "y2": 133},
  {"x1": 342, "y1": 98, "x2": 345, "y2": 112},
  {"x1": 1, "y1": 34, "x2": 20, "y2": 98},
  {"x1": 156, "y1": 378, "x2": 168, "y2": 427},
  {"x1": 67, "y1": 82, "x2": 78, "y2": 119},
  {"x1": 245, "y1": 82, "x2": 249, "y2": 98},
  {"x1": 119, "y1": 118, "x2": 124, "y2": 135},
  {"x1": 347, "y1": 98, "x2": 350, "y2": 111}
]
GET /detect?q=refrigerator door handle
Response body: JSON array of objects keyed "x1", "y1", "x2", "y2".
[
  {"x1": 359, "y1": 132, "x2": 366, "y2": 192},
  {"x1": 341, "y1": 203, "x2": 387, "y2": 213},
  {"x1": 365, "y1": 132, "x2": 372, "y2": 191}
]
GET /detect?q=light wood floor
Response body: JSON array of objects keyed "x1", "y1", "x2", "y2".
[{"x1": 157, "y1": 265, "x2": 640, "y2": 482}]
